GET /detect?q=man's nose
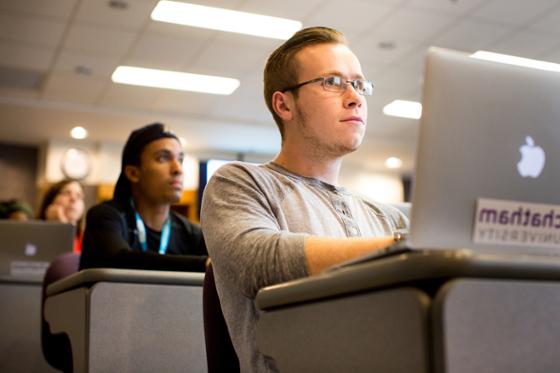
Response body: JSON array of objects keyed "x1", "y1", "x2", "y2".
[
  {"x1": 171, "y1": 159, "x2": 183, "y2": 174},
  {"x1": 343, "y1": 84, "x2": 364, "y2": 108}
]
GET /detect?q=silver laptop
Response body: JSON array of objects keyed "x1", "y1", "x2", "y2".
[
  {"x1": 0, "y1": 220, "x2": 74, "y2": 281},
  {"x1": 408, "y1": 47, "x2": 560, "y2": 255}
]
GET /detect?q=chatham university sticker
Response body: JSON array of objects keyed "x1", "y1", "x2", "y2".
[{"x1": 474, "y1": 198, "x2": 560, "y2": 249}]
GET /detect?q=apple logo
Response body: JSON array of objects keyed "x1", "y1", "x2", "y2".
[
  {"x1": 517, "y1": 136, "x2": 545, "y2": 178},
  {"x1": 24, "y1": 243, "x2": 37, "y2": 256}
]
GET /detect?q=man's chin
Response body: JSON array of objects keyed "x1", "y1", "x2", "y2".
[
  {"x1": 168, "y1": 192, "x2": 182, "y2": 204},
  {"x1": 340, "y1": 139, "x2": 363, "y2": 155}
]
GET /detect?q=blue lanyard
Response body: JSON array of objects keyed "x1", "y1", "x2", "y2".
[{"x1": 134, "y1": 211, "x2": 172, "y2": 254}]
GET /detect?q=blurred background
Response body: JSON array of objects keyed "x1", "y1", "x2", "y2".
[{"x1": 1, "y1": 0, "x2": 559, "y2": 218}]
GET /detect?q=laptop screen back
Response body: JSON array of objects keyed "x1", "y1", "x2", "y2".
[
  {"x1": 408, "y1": 47, "x2": 560, "y2": 254},
  {"x1": 0, "y1": 220, "x2": 74, "y2": 281}
]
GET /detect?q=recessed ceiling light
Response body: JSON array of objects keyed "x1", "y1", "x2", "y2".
[
  {"x1": 108, "y1": 0, "x2": 128, "y2": 10},
  {"x1": 385, "y1": 157, "x2": 403, "y2": 169},
  {"x1": 70, "y1": 126, "x2": 88, "y2": 140},
  {"x1": 378, "y1": 41, "x2": 396, "y2": 50},
  {"x1": 151, "y1": 0, "x2": 302, "y2": 40},
  {"x1": 111, "y1": 66, "x2": 240, "y2": 95},
  {"x1": 470, "y1": 51, "x2": 560, "y2": 72},
  {"x1": 74, "y1": 65, "x2": 93, "y2": 76},
  {"x1": 383, "y1": 100, "x2": 422, "y2": 120}
]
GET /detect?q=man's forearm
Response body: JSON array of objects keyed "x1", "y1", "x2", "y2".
[{"x1": 304, "y1": 235, "x2": 395, "y2": 275}]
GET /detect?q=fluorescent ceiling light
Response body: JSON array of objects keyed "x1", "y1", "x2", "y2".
[
  {"x1": 112, "y1": 66, "x2": 240, "y2": 95},
  {"x1": 70, "y1": 126, "x2": 88, "y2": 139},
  {"x1": 383, "y1": 100, "x2": 422, "y2": 120},
  {"x1": 470, "y1": 51, "x2": 560, "y2": 72},
  {"x1": 151, "y1": 0, "x2": 301, "y2": 40},
  {"x1": 385, "y1": 157, "x2": 403, "y2": 169}
]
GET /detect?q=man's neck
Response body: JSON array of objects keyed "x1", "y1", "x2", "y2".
[
  {"x1": 273, "y1": 146, "x2": 343, "y2": 185},
  {"x1": 132, "y1": 196, "x2": 170, "y2": 231}
]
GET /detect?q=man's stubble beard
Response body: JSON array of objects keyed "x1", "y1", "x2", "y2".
[{"x1": 293, "y1": 103, "x2": 362, "y2": 160}]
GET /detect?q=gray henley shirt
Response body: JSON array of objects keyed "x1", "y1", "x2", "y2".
[{"x1": 200, "y1": 161, "x2": 409, "y2": 372}]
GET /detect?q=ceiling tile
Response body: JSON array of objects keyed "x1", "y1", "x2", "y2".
[
  {"x1": 2, "y1": 0, "x2": 560, "y2": 174},
  {"x1": 126, "y1": 32, "x2": 207, "y2": 69},
  {"x1": 540, "y1": 47, "x2": 560, "y2": 64},
  {"x1": 52, "y1": 51, "x2": 121, "y2": 76},
  {"x1": 371, "y1": 6, "x2": 455, "y2": 43},
  {"x1": 486, "y1": 29, "x2": 560, "y2": 59},
  {"x1": 41, "y1": 72, "x2": 108, "y2": 104},
  {"x1": 152, "y1": 90, "x2": 225, "y2": 115},
  {"x1": 208, "y1": 91, "x2": 271, "y2": 124},
  {"x1": 0, "y1": 41, "x2": 55, "y2": 70},
  {"x1": 186, "y1": 0, "x2": 246, "y2": 8},
  {"x1": 0, "y1": 13, "x2": 66, "y2": 47},
  {"x1": 431, "y1": 17, "x2": 511, "y2": 52},
  {"x1": 351, "y1": 0, "x2": 408, "y2": 5},
  {"x1": 189, "y1": 33, "x2": 274, "y2": 77},
  {"x1": 373, "y1": 66, "x2": 423, "y2": 96},
  {"x1": 240, "y1": 0, "x2": 323, "y2": 20},
  {"x1": 145, "y1": 19, "x2": 219, "y2": 41},
  {"x1": 471, "y1": 0, "x2": 559, "y2": 26},
  {"x1": 63, "y1": 24, "x2": 137, "y2": 57},
  {"x1": 395, "y1": 45, "x2": 430, "y2": 74},
  {"x1": 99, "y1": 83, "x2": 164, "y2": 110},
  {"x1": 303, "y1": 0, "x2": 395, "y2": 39},
  {"x1": 194, "y1": 71, "x2": 269, "y2": 124},
  {"x1": 0, "y1": 87, "x2": 39, "y2": 99},
  {"x1": 0, "y1": 0, "x2": 76, "y2": 20},
  {"x1": 75, "y1": 0, "x2": 157, "y2": 30},
  {"x1": 527, "y1": 5, "x2": 560, "y2": 36},
  {"x1": 406, "y1": 0, "x2": 488, "y2": 15},
  {"x1": 353, "y1": 36, "x2": 420, "y2": 71}
]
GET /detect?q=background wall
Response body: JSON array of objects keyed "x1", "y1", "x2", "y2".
[
  {"x1": 0, "y1": 142, "x2": 39, "y2": 210},
  {"x1": 0, "y1": 137, "x2": 407, "y2": 222},
  {"x1": 340, "y1": 162, "x2": 404, "y2": 203},
  {"x1": 42, "y1": 139, "x2": 201, "y2": 189}
]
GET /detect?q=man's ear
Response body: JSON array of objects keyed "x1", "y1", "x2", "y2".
[
  {"x1": 124, "y1": 165, "x2": 141, "y2": 184},
  {"x1": 272, "y1": 91, "x2": 294, "y2": 122}
]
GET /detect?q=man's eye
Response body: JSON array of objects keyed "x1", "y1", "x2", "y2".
[
  {"x1": 324, "y1": 76, "x2": 340, "y2": 87},
  {"x1": 353, "y1": 80, "x2": 364, "y2": 90}
]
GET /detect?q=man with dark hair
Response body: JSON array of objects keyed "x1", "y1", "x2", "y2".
[
  {"x1": 201, "y1": 27, "x2": 409, "y2": 372},
  {"x1": 80, "y1": 123, "x2": 208, "y2": 272}
]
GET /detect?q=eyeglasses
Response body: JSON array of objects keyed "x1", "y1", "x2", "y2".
[{"x1": 280, "y1": 75, "x2": 374, "y2": 96}]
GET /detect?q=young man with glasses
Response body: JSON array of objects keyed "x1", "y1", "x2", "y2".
[{"x1": 201, "y1": 27, "x2": 409, "y2": 372}]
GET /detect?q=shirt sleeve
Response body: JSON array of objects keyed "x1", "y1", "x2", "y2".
[
  {"x1": 200, "y1": 163, "x2": 308, "y2": 298},
  {"x1": 80, "y1": 203, "x2": 208, "y2": 272}
]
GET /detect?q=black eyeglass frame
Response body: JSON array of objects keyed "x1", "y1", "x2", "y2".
[{"x1": 280, "y1": 75, "x2": 374, "y2": 96}]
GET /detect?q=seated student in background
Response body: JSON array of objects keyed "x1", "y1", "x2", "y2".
[
  {"x1": 0, "y1": 199, "x2": 33, "y2": 220},
  {"x1": 201, "y1": 26, "x2": 409, "y2": 372},
  {"x1": 80, "y1": 123, "x2": 208, "y2": 272},
  {"x1": 38, "y1": 179, "x2": 85, "y2": 253}
]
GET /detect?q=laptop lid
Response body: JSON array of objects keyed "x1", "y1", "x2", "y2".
[
  {"x1": 0, "y1": 220, "x2": 74, "y2": 281},
  {"x1": 408, "y1": 47, "x2": 560, "y2": 255}
]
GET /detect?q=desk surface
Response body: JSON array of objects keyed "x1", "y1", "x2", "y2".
[
  {"x1": 256, "y1": 249, "x2": 560, "y2": 310},
  {"x1": 47, "y1": 268, "x2": 205, "y2": 296}
]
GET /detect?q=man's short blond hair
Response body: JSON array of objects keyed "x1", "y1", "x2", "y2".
[{"x1": 263, "y1": 27, "x2": 347, "y2": 138}]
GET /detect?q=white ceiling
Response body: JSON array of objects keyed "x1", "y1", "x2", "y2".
[{"x1": 1, "y1": 0, "x2": 560, "y2": 174}]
